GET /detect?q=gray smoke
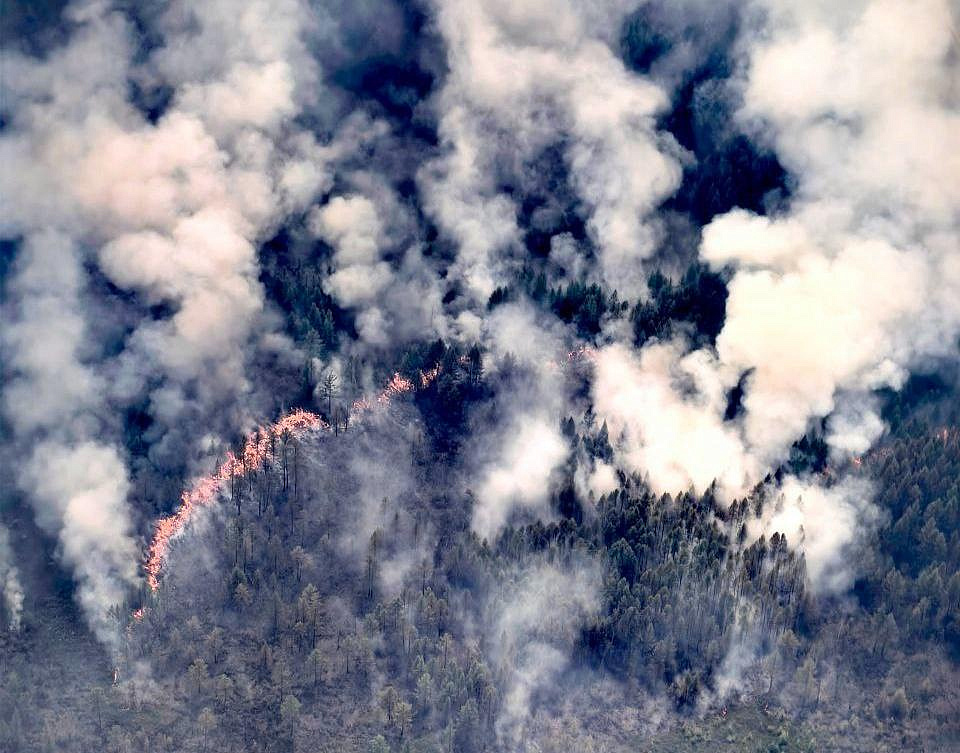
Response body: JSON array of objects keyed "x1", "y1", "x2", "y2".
[
  {"x1": 592, "y1": 0, "x2": 959, "y2": 592},
  {"x1": 3, "y1": 0, "x2": 954, "y2": 671},
  {"x1": 308, "y1": 175, "x2": 449, "y2": 348},
  {"x1": 467, "y1": 302, "x2": 577, "y2": 541},
  {"x1": 0, "y1": 0, "x2": 335, "y2": 646},
  {"x1": 419, "y1": 0, "x2": 683, "y2": 304},
  {"x1": 0, "y1": 523, "x2": 24, "y2": 631},
  {"x1": 483, "y1": 558, "x2": 602, "y2": 748},
  {"x1": 1, "y1": 230, "x2": 136, "y2": 647}
]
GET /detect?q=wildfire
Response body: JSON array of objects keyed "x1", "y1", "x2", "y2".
[
  {"x1": 138, "y1": 347, "x2": 596, "y2": 604},
  {"x1": 564, "y1": 345, "x2": 597, "y2": 363},
  {"x1": 144, "y1": 408, "x2": 326, "y2": 591},
  {"x1": 420, "y1": 363, "x2": 442, "y2": 388},
  {"x1": 378, "y1": 372, "x2": 415, "y2": 405},
  {"x1": 546, "y1": 345, "x2": 597, "y2": 371},
  {"x1": 141, "y1": 365, "x2": 448, "y2": 596}
]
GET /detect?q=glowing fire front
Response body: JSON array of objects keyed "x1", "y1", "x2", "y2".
[
  {"x1": 143, "y1": 366, "x2": 448, "y2": 597},
  {"x1": 144, "y1": 408, "x2": 326, "y2": 591},
  {"x1": 379, "y1": 372, "x2": 415, "y2": 404},
  {"x1": 138, "y1": 352, "x2": 598, "y2": 607}
]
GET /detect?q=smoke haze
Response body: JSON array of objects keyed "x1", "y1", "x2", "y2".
[{"x1": 1, "y1": 1, "x2": 958, "y2": 750}]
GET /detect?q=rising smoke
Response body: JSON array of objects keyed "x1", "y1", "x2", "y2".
[
  {"x1": 0, "y1": 523, "x2": 24, "y2": 631},
  {"x1": 1, "y1": 0, "x2": 334, "y2": 647},
  {"x1": 419, "y1": 0, "x2": 684, "y2": 304},
  {"x1": 589, "y1": 0, "x2": 959, "y2": 591},
  {"x1": 701, "y1": 0, "x2": 959, "y2": 585},
  {"x1": 1, "y1": 229, "x2": 137, "y2": 648},
  {"x1": 482, "y1": 558, "x2": 602, "y2": 747},
  {"x1": 1, "y1": 0, "x2": 956, "y2": 700}
]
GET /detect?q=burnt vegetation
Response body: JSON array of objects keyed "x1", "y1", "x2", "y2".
[{"x1": 2, "y1": 313, "x2": 959, "y2": 752}]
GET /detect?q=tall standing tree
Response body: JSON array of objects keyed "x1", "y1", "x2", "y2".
[
  {"x1": 188, "y1": 659, "x2": 209, "y2": 696},
  {"x1": 197, "y1": 708, "x2": 216, "y2": 751},
  {"x1": 318, "y1": 370, "x2": 339, "y2": 419}
]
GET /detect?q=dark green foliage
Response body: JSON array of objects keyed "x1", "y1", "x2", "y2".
[
  {"x1": 488, "y1": 263, "x2": 726, "y2": 347},
  {"x1": 5, "y1": 350, "x2": 960, "y2": 752},
  {"x1": 632, "y1": 265, "x2": 728, "y2": 347},
  {"x1": 488, "y1": 269, "x2": 629, "y2": 338},
  {"x1": 786, "y1": 433, "x2": 829, "y2": 475},
  {"x1": 581, "y1": 487, "x2": 805, "y2": 703},
  {"x1": 407, "y1": 340, "x2": 488, "y2": 453},
  {"x1": 620, "y1": 12, "x2": 672, "y2": 73},
  {"x1": 670, "y1": 135, "x2": 790, "y2": 225},
  {"x1": 259, "y1": 247, "x2": 345, "y2": 359},
  {"x1": 864, "y1": 413, "x2": 960, "y2": 649}
]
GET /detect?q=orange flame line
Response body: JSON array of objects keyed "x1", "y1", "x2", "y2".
[
  {"x1": 141, "y1": 364, "x2": 451, "y2": 597},
  {"x1": 143, "y1": 408, "x2": 327, "y2": 591},
  {"x1": 136, "y1": 349, "x2": 589, "y2": 611}
]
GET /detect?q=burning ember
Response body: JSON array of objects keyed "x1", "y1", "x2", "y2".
[
  {"x1": 139, "y1": 348, "x2": 596, "y2": 604},
  {"x1": 144, "y1": 408, "x2": 326, "y2": 591}
]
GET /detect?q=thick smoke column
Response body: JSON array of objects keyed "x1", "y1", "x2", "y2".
[
  {"x1": 473, "y1": 417, "x2": 569, "y2": 541},
  {"x1": 594, "y1": 0, "x2": 959, "y2": 591},
  {"x1": 0, "y1": 523, "x2": 24, "y2": 631},
  {"x1": 592, "y1": 340, "x2": 755, "y2": 500},
  {"x1": 749, "y1": 476, "x2": 881, "y2": 593},
  {"x1": 703, "y1": 0, "x2": 958, "y2": 589},
  {"x1": 420, "y1": 0, "x2": 683, "y2": 305},
  {"x1": 2, "y1": 0, "x2": 332, "y2": 444},
  {"x1": 484, "y1": 559, "x2": 602, "y2": 747},
  {"x1": 311, "y1": 195, "x2": 393, "y2": 327},
  {"x1": 304, "y1": 146, "x2": 458, "y2": 350},
  {"x1": 308, "y1": 184, "x2": 449, "y2": 348},
  {"x1": 1, "y1": 231, "x2": 137, "y2": 647},
  {"x1": 704, "y1": 0, "x2": 960, "y2": 457},
  {"x1": 0, "y1": 0, "x2": 332, "y2": 646},
  {"x1": 22, "y1": 442, "x2": 137, "y2": 642},
  {"x1": 468, "y1": 302, "x2": 576, "y2": 541}
]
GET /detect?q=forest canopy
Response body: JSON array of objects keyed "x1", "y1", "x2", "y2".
[{"x1": 1, "y1": 1, "x2": 958, "y2": 752}]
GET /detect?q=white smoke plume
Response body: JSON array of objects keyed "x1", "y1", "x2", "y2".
[
  {"x1": 705, "y1": 0, "x2": 959, "y2": 578},
  {"x1": 592, "y1": 339, "x2": 756, "y2": 500},
  {"x1": 0, "y1": 523, "x2": 25, "y2": 631},
  {"x1": 485, "y1": 559, "x2": 602, "y2": 747},
  {"x1": 703, "y1": 213, "x2": 927, "y2": 460},
  {"x1": 420, "y1": 0, "x2": 684, "y2": 303},
  {"x1": 707, "y1": 0, "x2": 959, "y2": 458},
  {"x1": 593, "y1": 0, "x2": 959, "y2": 592},
  {"x1": 748, "y1": 475, "x2": 881, "y2": 594},
  {"x1": 473, "y1": 417, "x2": 569, "y2": 541},
  {"x1": 573, "y1": 454, "x2": 619, "y2": 505},
  {"x1": 1, "y1": 0, "x2": 335, "y2": 433},
  {"x1": 0, "y1": 0, "x2": 336, "y2": 645},
  {"x1": 308, "y1": 177, "x2": 449, "y2": 348},
  {"x1": 469, "y1": 302, "x2": 575, "y2": 542},
  {"x1": 311, "y1": 195, "x2": 392, "y2": 309},
  {"x1": 22, "y1": 442, "x2": 137, "y2": 643},
  {"x1": 1, "y1": 230, "x2": 137, "y2": 647}
]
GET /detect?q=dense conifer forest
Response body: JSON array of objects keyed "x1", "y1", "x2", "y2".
[
  {"x1": 3, "y1": 287, "x2": 960, "y2": 751},
  {"x1": 1, "y1": 1, "x2": 958, "y2": 751}
]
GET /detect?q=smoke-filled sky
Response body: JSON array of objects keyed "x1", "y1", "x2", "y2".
[{"x1": 1, "y1": 0, "x2": 958, "y2": 645}]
